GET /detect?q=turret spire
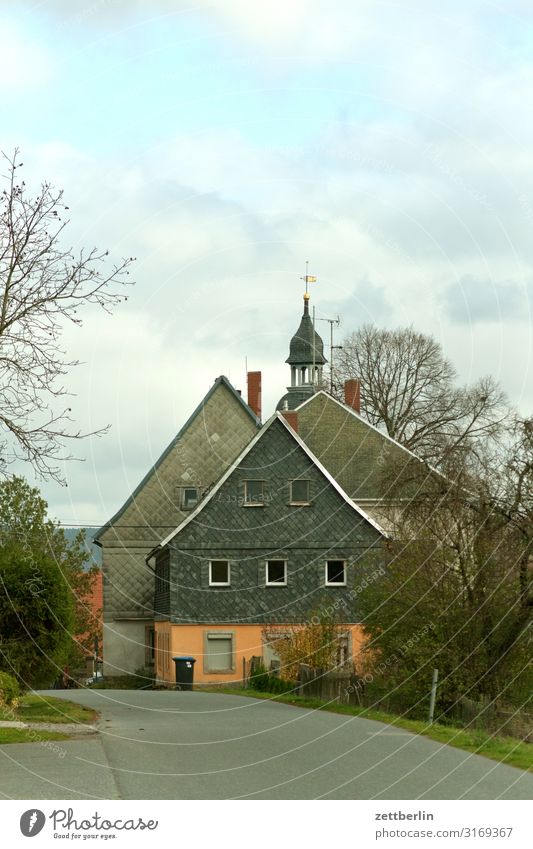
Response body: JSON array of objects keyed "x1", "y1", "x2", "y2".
[{"x1": 276, "y1": 275, "x2": 327, "y2": 411}]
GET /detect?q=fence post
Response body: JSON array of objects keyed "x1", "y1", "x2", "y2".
[{"x1": 428, "y1": 668, "x2": 439, "y2": 724}]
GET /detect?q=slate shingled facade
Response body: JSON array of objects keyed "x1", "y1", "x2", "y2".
[
  {"x1": 150, "y1": 413, "x2": 386, "y2": 684},
  {"x1": 154, "y1": 416, "x2": 383, "y2": 626},
  {"x1": 95, "y1": 377, "x2": 259, "y2": 676}
]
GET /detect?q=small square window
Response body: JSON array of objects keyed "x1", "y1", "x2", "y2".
[
  {"x1": 204, "y1": 632, "x2": 234, "y2": 673},
  {"x1": 209, "y1": 560, "x2": 230, "y2": 586},
  {"x1": 290, "y1": 479, "x2": 310, "y2": 504},
  {"x1": 181, "y1": 487, "x2": 199, "y2": 510},
  {"x1": 326, "y1": 560, "x2": 346, "y2": 586},
  {"x1": 266, "y1": 560, "x2": 287, "y2": 586},
  {"x1": 244, "y1": 479, "x2": 264, "y2": 506}
]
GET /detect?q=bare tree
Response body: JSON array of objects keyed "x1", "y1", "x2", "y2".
[
  {"x1": 0, "y1": 149, "x2": 134, "y2": 483},
  {"x1": 359, "y1": 416, "x2": 532, "y2": 711},
  {"x1": 334, "y1": 324, "x2": 508, "y2": 463}
]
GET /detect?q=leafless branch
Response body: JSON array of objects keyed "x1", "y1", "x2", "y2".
[{"x1": 0, "y1": 148, "x2": 135, "y2": 483}]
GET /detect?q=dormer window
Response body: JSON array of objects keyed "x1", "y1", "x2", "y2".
[
  {"x1": 180, "y1": 487, "x2": 199, "y2": 510},
  {"x1": 290, "y1": 479, "x2": 310, "y2": 505},
  {"x1": 244, "y1": 479, "x2": 265, "y2": 506}
]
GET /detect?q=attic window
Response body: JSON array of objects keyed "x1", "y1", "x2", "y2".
[
  {"x1": 266, "y1": 560, "x2": 287, "y2": 586},
  {"x1": 180, "y1": 487, "x2": 199, "y2": 510},
  {"x1": 209, "y1": 560, "x2": 230, "y2": 586},
  {"x1": 244, "y1": 479, "x2": 265, "y2": 506},
  {"x1": 325, "y1": 560, "x2": 346, "y2": 586},
  {"x1": 290, "y1": 479, "x2": 310, "y2": 505}
]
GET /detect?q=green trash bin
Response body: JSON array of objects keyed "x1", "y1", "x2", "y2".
[{"x1": 172, "y1": 656, "x2": 196, "y2": 690}]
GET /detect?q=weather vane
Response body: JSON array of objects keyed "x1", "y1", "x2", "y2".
[{"x1": 300, "y1": 260, "x2": 316, "y2": 297}]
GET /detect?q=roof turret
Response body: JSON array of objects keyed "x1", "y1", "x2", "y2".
[
  {"x1": 286, "y1": 294, "x2": 327, "y2": 366},
  {"x1": 276, "y1": 292, "x2": 327, "y2": 411}
]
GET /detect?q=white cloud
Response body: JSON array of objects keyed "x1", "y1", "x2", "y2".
[
  {"x1": 28, "y1": 124, "x2": 533, "y2": 522},
  {"x1": 0, "y1": 19, "x2": 55, "y2": 93},
  {"x1": 8, "y1": 1, "x2": 533, "y2": 522}
]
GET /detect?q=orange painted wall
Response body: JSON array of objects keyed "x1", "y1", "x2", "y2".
[
  {"x1": 155, "y1": 623, "x2": 264, "y2": 685},
  {"x1": 77, "y1": 569, "x2": 103, "y2": 657},
  {"x1": 154, "y1": 622, "x2": 367, "y2": 686},
  {"x1": 350, "y1": 624, "x2": 366, "y2": 656}
]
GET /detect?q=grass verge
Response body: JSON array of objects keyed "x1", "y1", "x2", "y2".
[
  {"x1": 0, "y1": 693, "x2": 97, "y2": 744},
  {"x1": 210, "y1": 687, "x2": 533, "y2": 773},
  {"x1": 0, "y1": 727, "x2": 70, "y2": 745}
]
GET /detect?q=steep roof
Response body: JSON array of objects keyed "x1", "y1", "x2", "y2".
[
  {"x1": 94, "y1": 376, "x2": 260, "y2": 543},
  {"x1": 286, "y1": 297, "x2": 327, "y2": 366},
  {"x1": 294, "y1": 390, "x2": 423, "y2": 501},
  {"x1": 150, "y1": 411, "x2": 387, "y2": 558}
]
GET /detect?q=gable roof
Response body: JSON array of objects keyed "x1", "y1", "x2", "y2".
[
  {"x1": 294, "y1": 390, "x2": 443, "y2": 487},
  {"x1": 149, "y1": 411, "x2": 387, "y2": 558},
  {"x1": 294, "y1": 390, "x2": 421, "y2": 463},
  {"x1": 94, "y1": 375, "x2": 260, "y2": 544}
]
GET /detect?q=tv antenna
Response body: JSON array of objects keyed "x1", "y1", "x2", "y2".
[{"x1": 316, "y1": 315, "x2": 342, "y2": 393}]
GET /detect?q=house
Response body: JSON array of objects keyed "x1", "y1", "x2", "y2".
[
  {"x1": 94, "y1": 376, "x2": 260, "y2": 677},
  {"x1": 96, "y1": 289, "x2": 422, "y2": 681},
  {"x1": 76, "y1": 567, "x2": 104, "y2": 680},
  {"x1": 148, "y1": 412, "x2": 386, "y2": 686}
]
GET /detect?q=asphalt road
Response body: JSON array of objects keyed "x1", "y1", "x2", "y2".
[{"x1": 0, "y1": 689, "x2": 531, "y2": 800}]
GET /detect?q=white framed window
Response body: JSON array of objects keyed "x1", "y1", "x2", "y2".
[
  {"x1": 244, "y1": 479, "x2": 265, "y2": 506},
  {"x1": 180, "y1": 486, "x2": 199, "y2": 510},
  {"x1": 290, "y1": 479, "x2": 310, "y2": 505},
  {"x1": 209, "y1": 560, "x2": 230, "y2": 586},
  {"x1": 204, "y1": 631, "x2": 235, "y2": 673},
  {"x1": 325, "y1": 560, "x2": 346, "y2": 586},
  {"x1": 266, "y1": 560, "x2": 287, "y2": 586}
]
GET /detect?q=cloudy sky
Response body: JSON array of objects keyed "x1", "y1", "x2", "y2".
[{"x1": 3, "y1": 0, "x2": 533, "y2": 525}]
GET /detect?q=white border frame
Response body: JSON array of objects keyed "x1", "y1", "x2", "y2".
[
  {"x1": 265, "y1": 559, "x2": 288, "y2": 587},
  {"x1": 325, "y1": 559, "x2": 347, "y2": 587},
  {"x1": 209, "y1": 559, "x2": 231, "y2": 586}
]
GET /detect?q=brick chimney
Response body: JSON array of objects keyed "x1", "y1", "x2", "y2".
[
  {"x1": 344, "y1": 379, "x2": 360, "y2": 414},
  {"x1": 247, "y1": 371, "x2": 262, "y2": 420},
  {"x1": 281, "y1": 411, "x2": 298, "y2": 432}
]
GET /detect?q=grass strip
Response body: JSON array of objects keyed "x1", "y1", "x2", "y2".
[
  {"x1": 0, "y1": 727, "x2": 70, "y2": 745},
  {"x1": 209, "y1": 687, "x2": 532, "y2": 772},
  {"x1": 0, "y1": 693, "x2": 97, "y2": 744}
]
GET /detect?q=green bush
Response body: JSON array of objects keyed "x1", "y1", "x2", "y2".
[
  {"x1": 0, "y1": 671, "x2": 21, "y2": 707},
  {"x1": 249, "y1": 662, "x2": 270, "y2": 691},
  {"x1": 0, "y1": 477, "x2": 82, "y2": 688},
  {"x1": 248, "y1": 664, "x2": 296, "y2": 695},
  {"x1": 266, "y1": 675, "x2": 296, "y2": 695}
]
